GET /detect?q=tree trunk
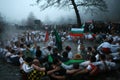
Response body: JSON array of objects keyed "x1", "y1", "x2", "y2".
[{"x1": 71, "y1": 0, "x2": 82, "y2": 27}]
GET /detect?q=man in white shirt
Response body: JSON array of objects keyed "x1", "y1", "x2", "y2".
[
  {"x1": 21, "y1": 57, "x2": 34, "y2": 73},
  {"x1": 65, "y1": 46, "x2": 73, "y2": 59},
  {"x1": 97, "y1": 38, "x2": 112, "y2": 54}
]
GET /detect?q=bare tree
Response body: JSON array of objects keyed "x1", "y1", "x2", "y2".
[
  {"x1": 26, "y1": 12, "x2": 36, "y2": 29},
  {"x1": 25, "y1": 12, "x2": 43, "y2": 29},
  {"x1": 35, "y1": 0, "x2": 107, "y2": 27}
]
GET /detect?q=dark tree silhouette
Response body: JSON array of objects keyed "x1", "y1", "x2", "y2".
[
  {"x1": 0, "y1": 13, "x2": 5, "y2": 33},
  {"x1": 26, "y1": 12, "x2": 36, "y2": 29},
  {"x1": 26, "y1": 12, "x2": 42, "y2": 29},
  {"x1": 35, "y1": 0, "x2": 107, "y2": 27}
]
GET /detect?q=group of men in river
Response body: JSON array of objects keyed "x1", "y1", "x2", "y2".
[{"x1": 0, "y1": 23, "x2": 120, "y2": 80}]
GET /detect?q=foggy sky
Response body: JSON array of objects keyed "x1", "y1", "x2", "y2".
[
  {"x1": 0, "y1": 0, "x2": 74, "y2": 24},
  {"x1": 93, "y1": 0, "x2": 120, "y2": 22},
  {"x1": 0, "y1": 0, "x2": 120, "y2": 24}
]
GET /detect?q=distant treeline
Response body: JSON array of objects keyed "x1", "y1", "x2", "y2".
[{"x1": 16, "y1": 21, "x2": 120, "y2": 34}]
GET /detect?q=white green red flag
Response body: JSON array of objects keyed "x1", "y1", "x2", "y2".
[{"x1": 69, "y1": 28, "x2": 84, "y2": 37}]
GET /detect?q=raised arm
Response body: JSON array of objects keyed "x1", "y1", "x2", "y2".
[{"x1": 32, "y1": 64, "x2": 46, "y2": 72}]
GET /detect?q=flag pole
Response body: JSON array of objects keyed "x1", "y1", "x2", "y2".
[{"x1": 44, "y1": 26, "x2": 49, "y2": 46}]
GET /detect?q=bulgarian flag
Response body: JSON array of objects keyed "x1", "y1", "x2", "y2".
[{"x1": 69, "y1": 28, "x2": 84, "y2": 37}]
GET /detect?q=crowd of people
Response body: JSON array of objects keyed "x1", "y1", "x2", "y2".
[{"x1": 0, "y1": 23, "x2": 120, "y2": 80}]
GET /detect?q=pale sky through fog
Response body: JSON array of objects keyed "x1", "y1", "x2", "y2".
[
  {"x1": 0, "y1": 0, "x2": 75, "y2": 24},
  {"x1": 0, "y1": 0, "x2": 120, "y2": 24},
  {"x1": 0, "y1": 0, "x2": 37, "y2": 21}
]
